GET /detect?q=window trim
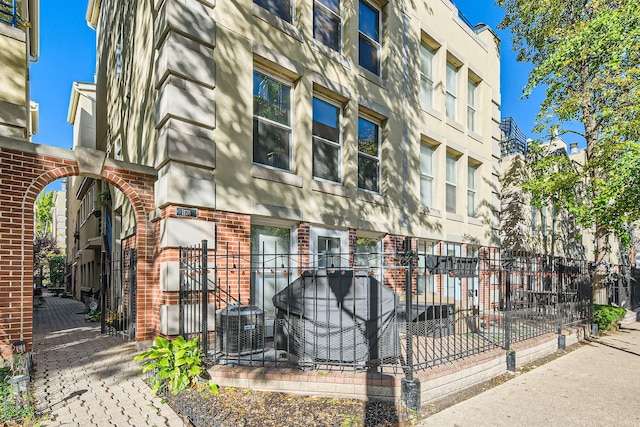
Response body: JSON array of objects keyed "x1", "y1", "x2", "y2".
[
  {"x1": 446, "y1": 153, "x2": 458, "y2": 214},
  {"x1": 313, "y1": 0, "x2": 342, "y2": 53},
  {"x1": 445, "y1": 61, "x2": 459, "y2": 121},
  {"x1": 358, "y1": 0, "x2": 382, "y2": 77},
  {"x1": 467, "y1": 78, "x2": 478, "y2": 132},
  {"x1": 252, "y1": 68, "x2": 294, "y2": 172},
  {"x1": 254, "y1": 0, "x2": 294, "y2": 24},
  {"x1": 420, "y1": 42, "x2": 436, "y2": 110},
  {"x1": 420, "y1": 142, "x2": 435, "y2": 207},
  {"x1": 357, "y1": 114, "x2": 382, "y2": 193},
  {"x1": 467, "y1": 163, "x2": 477, "y2": 217},
  {"x1": 312, "y1": 94, "x2": 343, "y2": 183}
]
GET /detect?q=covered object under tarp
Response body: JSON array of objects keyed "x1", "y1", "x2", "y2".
[{"x1": 273, "y1": 270, "x2": 400, "y2": 364}]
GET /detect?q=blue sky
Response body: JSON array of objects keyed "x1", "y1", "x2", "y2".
[{"x1": 32, "y1": 0, "x2": 551, "y2": 189}]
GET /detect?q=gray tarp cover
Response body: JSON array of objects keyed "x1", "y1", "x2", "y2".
[{"x1": 273, "y1": 271, "x2": 400, "y2": 363}]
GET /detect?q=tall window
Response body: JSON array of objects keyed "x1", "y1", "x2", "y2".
[
  {"x1": 254, "y1": 0, "x2": 292, "y2": 23},
  {"x1": 417, "y1": 241, "x2": 435, "y2": 294},
  {"x1": 314, "y1": 0, "x2": 341, "y2": 51},
  {"x1": 420, "y1": 143, "x2": 435, "y2": 207},
  {"x1": 253, "y1": 70, "x2": 292, "y2": 171},
  {"x1": 355, "y1": 237, "x2": 380, "y2": 269},
  {"x1": 531, "y1": 205, "x2": 538, "y2": 232},
  {"x1": 467, "y1": 79, "x2": 478, "y2": 131},
  {"x1": 358, "y1": 117, "x2": 380, "y2": 192},
  {"x1": 446, "y1": 153, "x2": 457, "y2": 213},
  {"x1": 467, "y1": 163, "x2": 477, "y2": 217},
  {"x1": 358, "y1": 0, "x2": 381, "y2": 76},
  {"x1": 420, "y1": 43, "x2": 435, "y2": 109},
  {"x1": 312, "y1": 97, "x2": 341, "y2": 182},
  {"x1": 446, "y1": 62, "x2": 458, "y2": 120}
]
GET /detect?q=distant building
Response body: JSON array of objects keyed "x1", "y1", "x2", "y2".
[{"x1": 51, "y1": 188, "x2": 67, "y2": 249}]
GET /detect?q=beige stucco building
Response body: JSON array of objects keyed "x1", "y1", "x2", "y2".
[
  {"x1": 87, "y1": 0, "x2": 501, "y2": 326},
  {"x1": 0, "y1": 0, "x2": 39, "y2": 139}
]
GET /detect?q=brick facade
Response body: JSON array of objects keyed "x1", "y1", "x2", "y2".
[{"x1": 0, "y1": 142, "x2": 156, "y2": 353}]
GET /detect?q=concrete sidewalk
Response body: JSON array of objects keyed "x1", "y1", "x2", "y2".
[
  {"x1": 32, "y1": 295, "x2": 184, "y2": 427},
  {"x1": 418, "y1": 321, "x2": 640, "y2": 427}
]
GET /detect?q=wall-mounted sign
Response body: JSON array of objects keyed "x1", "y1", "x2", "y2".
[{"x1": 176, "y1": 207, "x2": 198, "y2": 218}]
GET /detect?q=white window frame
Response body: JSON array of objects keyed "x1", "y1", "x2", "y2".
[
  {"x1": 254, "y1": 0, "x2": 293, "y2": 23},
  {"x1": 314, "y1": 0, "x2": 342, "y2": 52},
  {"x1": 467, "y1": 163, "x2": 477, "y2": 217},
  {"x1": 358, "y1": 0, "x2": 382, "y2": 76},
  {"x1": 446, "y1": 153, "x2": 458, "y2": 214},
  {"x1": 253, "y1": 68, "x2": 293, "y2": 171},
  {"x1": 309, "y1": 227, "x2": 349, "y2": 269},
  {"x1": 357, "y1": 115, "x2": 381, "y2": 193},
  {"x1": 420, "y1": 143, "x2": 435, "y2": 207},
  {"x1": 420, "y1": 43, "x2": 436, "y2": 109},
  {"x1": 446, "y1": 62, "x2": 459, "y2": 121},
  {"x1": 467, "y1": 79, "x2": 478, "y2": 132},
  {"x1": 312, "y1": 94, "x2": 342, "y2": 183}
]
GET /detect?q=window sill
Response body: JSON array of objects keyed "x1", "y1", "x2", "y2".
[
  {"x1": 468, "y1": 216, "x2": 483, "y2": 226},
  {"x1": 312, "y1": 40, "x2": 352, "y2": 70},
  {"x1": 252, "y1": 164, "x2": 303, "y2": 187},
  {"x1": 312, "y1": 179, "x2": 351, "y2": 198},
  {"x1": 422, "y1": 105, "x2": 442, "y2": 121},
  {"x1": 357, "y1": 189, "x2": 388, "y2": 206},
  {"x1": 253, "y1": 4, "x2": 303, "y2": 42},
  {"x1": 468, "y1": 130, "x2": 483, "y2": 143},
  {"x1": 446, "y1": 118, "x2": 465, "y2": 133},
  {"x1": 420, "y1": 205, "x2": 441, "y2": 218},
  {"x1": 445, "y1": 212, "x2": 464, "y2": 223},
  {"x1": 358, "y1": 66, "x2": 387, "y2": 89}
]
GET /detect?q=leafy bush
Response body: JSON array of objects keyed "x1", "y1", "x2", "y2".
[
  {"x1": 134, "y1": 336, "x2": 203, "y2": 395},
  {"x1": 593, "y1": 304, "x2": 627, "y2": 333},
  {"x1": 84, "y1": 309, "x2": 101, "y2": 322},
  {"x1": 0, "y1": 366, "x2": 35, "y2": 423}
]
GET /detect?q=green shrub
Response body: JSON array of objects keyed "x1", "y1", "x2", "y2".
[
  {"x1": 134, "y1": 336, "x2": 203, "y2": 395},
  {"x1": 0, "y1": 366, "x2": 35, "y2": 423},
  {"x1": 593, "y1": 304, "x2": 627, "y2": 333}
]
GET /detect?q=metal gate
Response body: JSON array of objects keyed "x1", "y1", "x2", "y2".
[{"x1": 102, "y1": 248, "x2": 137, "y2": 340}]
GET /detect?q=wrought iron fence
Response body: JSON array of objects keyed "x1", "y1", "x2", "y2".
[
  {"x1": 103, "y1": 248, "x2": 137, "y2": 340},
  {"x1": 178, "y1": 242, "x2": 593, "y2": 373}
]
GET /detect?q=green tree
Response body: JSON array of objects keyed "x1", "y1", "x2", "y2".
[
  {"x1": 49, "y1": 255, "x2": 66, "y2": 288},
  {"x1": 498, "y1": 0, "x2": 640, "y2": 302},
  {"x1": 35, "y1": 190, "x2": 54, "y2": 237}
]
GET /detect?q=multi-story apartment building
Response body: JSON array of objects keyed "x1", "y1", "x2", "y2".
[
  {"x1": 51, "y1": 189, "x2": 67, "y2": 250},
  {"x1": 88, "y1": 0, "x2": 501, "y2": 332},
  {"x1": 0, "y1": 0, "x2": 38, "y2": 139},
  {"x1": 66, "y1": 82, "x2": 108, "y2": 303}
]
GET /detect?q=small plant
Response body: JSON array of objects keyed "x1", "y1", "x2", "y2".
[
  {"x1": 84, "y1": 309, "x2": 101, "y2": 322},
  {"x1": 593, "y1": 304, "x2": 627, "y2": 333},
  {"x1": 105, "y1": 310, "x2": 127, "y2": 330},
  {"x1": 134, "y1": 336, "x2": 204, "y2": 395}
]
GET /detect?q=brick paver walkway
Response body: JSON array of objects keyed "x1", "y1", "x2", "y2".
[{"x1": 32, "y1": 294, "x2": 184, "y2": 426}]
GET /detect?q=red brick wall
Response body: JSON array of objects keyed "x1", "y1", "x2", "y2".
[{"x1": 0, "y1": 146, "x2": 156, "y2": 350}]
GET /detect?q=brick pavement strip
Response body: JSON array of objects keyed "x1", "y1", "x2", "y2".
[{"x1": 32, "y1": 295, "x2": 184, "y2": 426}]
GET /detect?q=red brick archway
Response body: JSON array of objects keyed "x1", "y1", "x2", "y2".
[{"x1": 0, "y1": 138, "x2": 157, "y2": 355}]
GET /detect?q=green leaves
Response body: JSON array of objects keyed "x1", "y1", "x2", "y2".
[
  {"x1": 499, "y1": 0, "x2": 640, "y2": 254},
  {"x1": 133, "y1": 336, "x2": 205, "y2": 395}
]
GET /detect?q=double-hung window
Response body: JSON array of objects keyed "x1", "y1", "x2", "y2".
[
  {"x1": 467, "y1": 163, "x2": 477, "y2": 217},
  {"x1": 312, "y1": 97, "x2": 341, "y2": 182},
  {"x1": 420, "y1": 143, "x2": 435, "y2": 207},
  {"x1": 420, "y1": 43, "x2": 435, "y2": 109},
  {"x1": 357, "y1": 116, "x2": 380, "y2": 192},
  {"x1": 446, "y1": 62, "x2": 459, "y2": 121},
  {"x1": 358, "y1": 0, "x2": 381, "y2": 76},
  {"x1": 446, "y1": 153, "x2": 457, "y2": 213},
  {"x1": 254, "y1": 0, "x2": 292, "y2": 23},
  {"x1": 253, "y1": 70, "x2": 292, "y2": 171},
  {"x1": 467, "y1": 79, "x2": 478, "y2": 132},
  {"x1": 314, "y1": 0, "x2": 341, "y2": 51}
]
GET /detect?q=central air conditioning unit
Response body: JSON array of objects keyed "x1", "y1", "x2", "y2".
[{"x1": 215, "y1": 304, "x2": 265, "y2": 356}]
